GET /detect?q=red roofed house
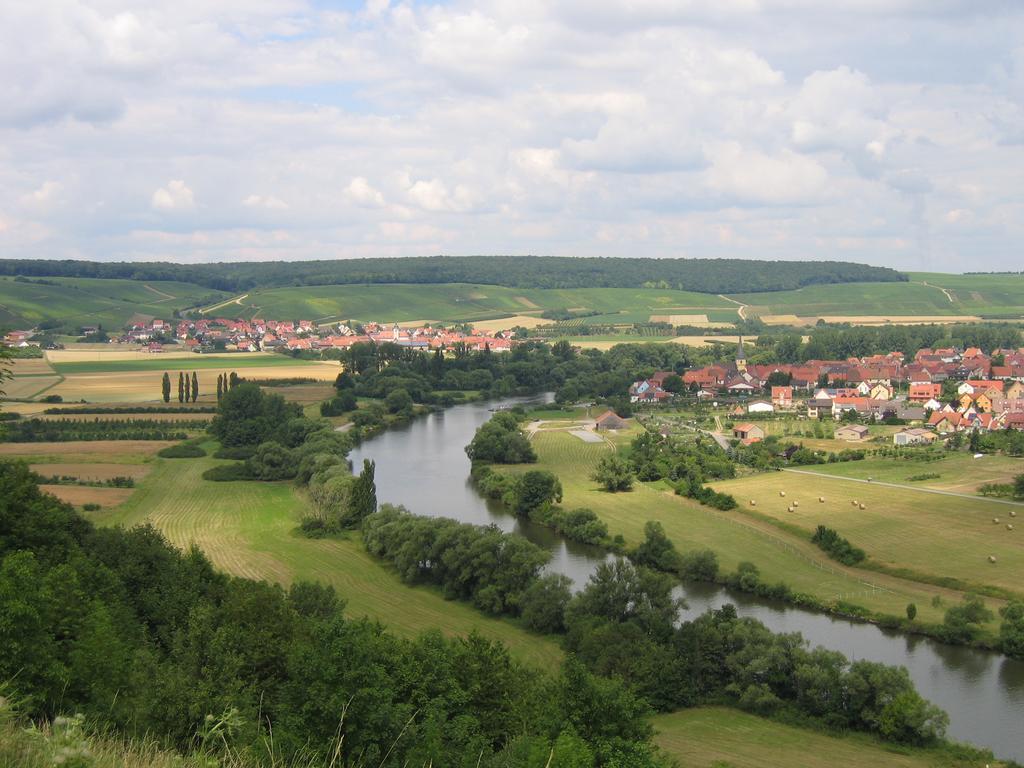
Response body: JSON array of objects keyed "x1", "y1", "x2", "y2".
[
  {"x1": 771, "y1": 386, "x2": 793, "y2": 407},
  {"x1": 909, "y1": 383, "x2": 942, "y2": 403}
]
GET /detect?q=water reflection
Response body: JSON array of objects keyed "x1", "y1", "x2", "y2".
[{"x1": 350, "y1": 396, "x2": 1024, "y2": 762}]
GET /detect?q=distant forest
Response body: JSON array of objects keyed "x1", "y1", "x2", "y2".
[{"x1": 0, "y1": 255, "x2": 905, "y2": 294}]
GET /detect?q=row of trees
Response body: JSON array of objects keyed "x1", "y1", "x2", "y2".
[
  {"x1": 161, "y1": 371, "x2": 199, "y2": 403},
  {"x1": 0, "y1": 255, "x2": 905, "y2": 293},
  {"x1": 0, "y1": 462, "x2": 666, "y2": 766}
]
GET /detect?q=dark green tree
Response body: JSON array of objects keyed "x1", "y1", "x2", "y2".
[
  {"x1": 345, "y1": 459, "x2": 377, "y2": 527},
  {"x1": 177, "y1": 371, "x2": 184, "y2": 403},
  {"x1": 216, "y1": 373, "x2": 223, "y2": 402},
  {"x1": 161, "y1": 372, "x2": 171, "y2": 403},
  {"x1": 191, "y1": 372, "x2": 199, "y2": 403},
  {"x1": 591, "y1": 454, "x2": 634, "y2": 492}
]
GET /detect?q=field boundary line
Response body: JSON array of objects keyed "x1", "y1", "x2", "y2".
[
  {"x1": 781, "y1": 468, "x2": 1024, "y2": 507},
  {"x1": 199, "y1": 293, "x2": 249, "y2": 315},
  {"x1": 717, "y1": 294, "x2": 747, "y2": 320}
]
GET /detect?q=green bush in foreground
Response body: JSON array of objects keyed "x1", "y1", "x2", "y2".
[{"x1": 157, "y1": 444, "x2": 206, "y2": 459}]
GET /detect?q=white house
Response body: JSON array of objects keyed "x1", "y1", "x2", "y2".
[{"x1": 747, "y1": 400, "x2": 774, "y2": 414}]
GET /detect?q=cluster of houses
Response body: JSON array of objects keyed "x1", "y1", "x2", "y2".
[
  {"x1": 629, "y1": 340, "x2": 1024, "y2": 444},
  {"x1": 118, "y1": 317, "x2": 517, "y2": 354}
]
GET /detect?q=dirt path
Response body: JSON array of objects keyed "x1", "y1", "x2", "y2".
[
  {"x1": 717, "y1": 294, "x2": 748, "y2": 320},
  {"x1": 200, "y1": 293, "x2": 249, "y2": 315},
  {"x1": 143, "y1": 284, "x2": 176, "y2": 302},
  {"x1": 782, "y1": 468, "x2": 1024, "y2": 507},
  {"x1": 918, "y1": 281, "x2": 955, "y2": 303}
]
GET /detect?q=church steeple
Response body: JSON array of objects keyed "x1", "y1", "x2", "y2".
[{"x1": 736, "y1": 335, "x2": 747, "y2": 373}]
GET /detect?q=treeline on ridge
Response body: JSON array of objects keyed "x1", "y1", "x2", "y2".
[{"x1": 0, "y1": 255, "x2": 905, "y2": 294}]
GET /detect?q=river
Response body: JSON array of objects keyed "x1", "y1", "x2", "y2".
[{"x1": 350, "y1": 396, "x2": 1024, "y2": 761}]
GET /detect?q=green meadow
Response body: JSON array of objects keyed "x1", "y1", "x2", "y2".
[
  {"x1": 50, "y1": 354, "x2": 323, "y2": 375},
  {"x1": 93, "y1": 446, "x2": 563, "y2": 671}
]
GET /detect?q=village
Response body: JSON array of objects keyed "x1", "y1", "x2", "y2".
[{"x1": 629, "y1": 339, "x2": 1024, "y2": 444}]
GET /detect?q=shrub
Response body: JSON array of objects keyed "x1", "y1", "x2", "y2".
[
  {"x1": 213, "y1": 446, "x2": 256, "y2": 460},
  {"x1": 811, "y1": 525, "x2": 865, "y2": 565},
  {"x1": 82, "y1": 502, "x2": 100, "y2": 511},
  {"x1": 202, "y1": 463, "x2": 253, "y2": 481},
  {"x1": 157, "y1": 444, "x2": 206, "y2": 459}
]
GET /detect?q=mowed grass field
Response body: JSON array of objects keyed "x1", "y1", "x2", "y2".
[
  {"x1": 507, "y1": 429, "x2": 976, "y2": 626},
  {"x1": 708, "y1": 470, "x2": 1024, "y2": 595},
  {"x1": 653, "y1": 707, "x2": 956, "y2": 768},
  {"x1": 0, "y1": 276, "x2": 226, "y2": 329},
  {"x1": 799, "y1": 453, "x2": 1024, "y2": 494},
  {"x1": 48, "y1": 351, "x2": 331, "y2": 374},
  {"x1": 93, "y1": 448, "x2": 563, "y2": 670}
]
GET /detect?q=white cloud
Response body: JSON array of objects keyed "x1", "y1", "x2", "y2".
[
  {"x1": 151, "y1": 180, "x2": 195, "y2": 210},
  {"x1": 0, "y1": 0, "x2": 1021, "y2": 269},
  {"x1": 242, "y1": 194, "x2": 289, "y2": 210},
  {"x1": 344, "y1": 177, "x2": 386, "y2": 208}
]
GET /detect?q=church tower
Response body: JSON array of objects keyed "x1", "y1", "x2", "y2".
[{"x1": 736, "y1": 335, "x2": 747, "y2": 373}]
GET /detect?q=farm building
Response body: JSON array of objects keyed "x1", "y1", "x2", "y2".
[
  {"x1": 594, "y1": 410, "x2": 629, "y2": 431},
  {"x1": 732, "y1": 423, "x2": 766, "y2": 442},
  {"x1": 893, "y1": 428, "x2": 937, "y2": 446},
  {"x1": 835, "y1": 424, "x2": 869, "y2": 441}
]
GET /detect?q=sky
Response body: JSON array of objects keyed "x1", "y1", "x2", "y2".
[{"x1": 0, "y1": 0, "x2": 1022, "y2": 271}]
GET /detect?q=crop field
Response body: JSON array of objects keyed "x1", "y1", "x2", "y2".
[
  {"x1": 653, "y1": 707, "x2": 941, "y2": 768},
  {"x1": 907, "y1": 272, "x2": 1024, "y2": 318},
  {"x1": 0, "y1": 440, "x2": 173, "y2": 462},
  {"x1": 40, "y1": 484, "x2": 136, "y2": 507},
  {"x1": 48, "y1": 351, "x2": 332, "y2": 374},
  {"x1": 29, "y1": 462, "x2": 152, "y2": 481},
  {"x1": 798, "y1": 454, "x2": 1024, "y2": 494},
  {"x1": 7, "y1": 358, "x2": 56, "y2": 375},
  {"x1": 94, "y1": 449, "x2": 563, "y2": 670},
  {"x1": 0, "y1": 276, "x2": 226, "y2": 329},
  {"x1": 509, "y1": 430, "x2": 976, "y2": 625},
  {"x1": 225, "y1": 283, "x2": 740, "y2": 326},
  {"x1": 1, "y1": 375, "x2": 61, "y2": 399},
  {"x1": 48, "y1": 365, "x2": 339, "y2": 404},
  {"x1": 708, "y1": 471, "x2": 1024, "y2": 595}
]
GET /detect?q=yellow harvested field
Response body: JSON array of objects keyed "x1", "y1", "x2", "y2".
[
  {"x1": 30, "y1": 463, "x2": 152, "y2": 481},
  {"x1": 760, "y1": 314, "x2": 804, "y2": 325},
  {"x1": 516, "y1": 295, "x2": 541, "y2": 309},
  {"x1": 650, "y1": 313, "x2": 709, "y2": 324},
  {"x1": 2, "y1": 376, "x2": 61, "y2": 399},
  {"x1": 0, "y1": 440, "x2": 172, "y2": 457},
  {"x1": 265, "y1": 384, "x2": 336, "y2": 404},
  {"x1": 47, "y1": 348, "x2": 275, "y2": 363},
  {"x1": 39, "y1": 484, "x2": 136, "y2": 507},
  {"x1": 51, "y1": 364, "x2": 341, "y2": 403},
  {"x1": 471, "y1": 314, "x2": 549, "y2": 331},
  {"x1": 8, "y1": 358, "x2": 55, "y2": 375},
  {"x1": 671, "y1": 334, "x2": 759, "y2": 346}
]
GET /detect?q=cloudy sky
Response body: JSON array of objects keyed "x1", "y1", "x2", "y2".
[{"x1": 1, "y1": 1, "x2": 1022, "y2": 271}]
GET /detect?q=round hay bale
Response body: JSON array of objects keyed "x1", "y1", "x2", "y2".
[
  {"x1": 859, "y1": 503, "x2": 866, "y2": 510},
  {"x1": 1008, "y1": 524, "x2": 1015, "y2": 531},
  {"x1": 819, "y1": 496, "x2": 825, "y2": 503},
  {"x1": 867, "y1": 477, "x2": 873, "y2": 482},
  {"x1": 993, "y1": 518, "x2": 1000, "y2": 524},
  {"x1": 792, "y1": 500, "x2": 799, "y2": 508},
  {"x1": 787, "y1": 506, "x2": 794, "y2": 513},
  {"x1": 750, "y1": 499, "x2": 757, "y2": 506},
  {"x1": 989, "y1": 555, "x2": 997, "y2": 563},
  {"x1": 779, "y1": 491, "x2": 786, "y2": 497},
  {"x1": 1011, "y1": 510, "x2": 1017, "y2": 518},
  {"x1": 852, "y1": 500, "x2": 858, "y2": 506}
]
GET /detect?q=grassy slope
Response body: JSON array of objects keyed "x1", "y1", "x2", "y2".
[
  {"x1": 93, "y1": 448, "x2": 563, "y2": 671},
  {"x1": 908, "y1": 272, "x2": 1024, "y2": 317},
  {"x1": 653, "y1": 707, "x2": 969, "y2": 768},
  {"x1": 236, "y1": 283, "x2": 737, "y2": 325},
  {"x1": 0, "y1": 276, "x2": 225, "y2": 329},
  {"x1": 510, "y1": 429, "x2": 996, "y2": 626},
  {"x1": 791, "y1": 453, "x2": 1024, "y2": 494},
  {"x1": 708, "y1": 470, "x2": 1024, "y2": 596}
]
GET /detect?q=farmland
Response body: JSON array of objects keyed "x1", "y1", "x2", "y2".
[
  {"x1": 92, "y1": 445, "x2": 564, "y2": 670},
  {"x1": 0, "y1": 276, "x2": 226, "y2": 330},
  {"x1": 502, "y1": 428, "x2": 989, "y2": 627},
  {"x1": 707, "y1": 470, "x2": 1024, "y2": 595},
  {"x1": 653, "y1": 707, "x2": 953, "y2": 768}
]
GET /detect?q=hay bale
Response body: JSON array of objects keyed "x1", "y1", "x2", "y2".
[
  {"x1": 989, "y1": 555, "x2": 997, "y2": 563},
  {"x1": 750, "y1": 499, "x2": 757, "y2": 506},
  {"x1": 859, "y1": 503, "x2": 866, "y2": 510},
  {"x1": 994, "y1": 518, "x2": 1000, "y2": 524},
  {"x1": 787, "y1": 506, "x2": 794, "y2": 513},
  {"x1": 779, "y1": 491, "x2": 786, "y2": 497},
  {"x1": 819, "y1": 496, "x2": 825, "y2": 503},
  {"x1": 1008, "y1": 524, "x2": 1015, "y2": 531},
  {"x1": 792, "y1": 500, "x2": 799, "y2": 508},
  {"x1": 852, "y1": 500, "x2": 858, "y2": 506},
  {"x1": 1011, "y1": 510, "x2": 1017, "y2": 518}
]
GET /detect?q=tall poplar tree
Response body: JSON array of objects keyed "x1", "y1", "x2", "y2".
[
  {"x1": 177, "y1": 372, "x2": 184, "y2": 403},
  {"x1": 216, "y1": 373, "x2": 223, "y2": 402},
  {"x1": 191, "y1": 372, "x2": 199, "y2": 403},
  {"x1": 161, "y1": 372, "x2": 170, "y2": 403}
]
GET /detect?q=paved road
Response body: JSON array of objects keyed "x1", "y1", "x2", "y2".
[{"x1": 782, "y1": 467, "x2": 1024, "y2": 507}]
